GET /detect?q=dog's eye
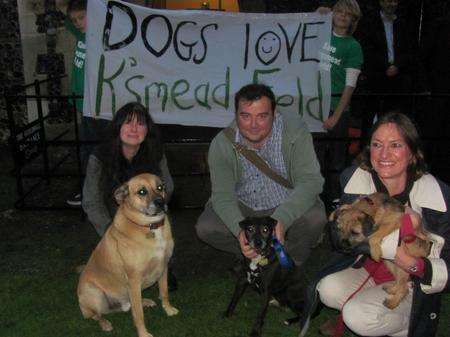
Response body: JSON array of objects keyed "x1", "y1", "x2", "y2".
[
  {"x1": 247, "y1": 226, "x2": 255, "y2": 232},
  {"x1": 262, "y1": 226, "x2": 269, "y2": 233},
  {"x1": 156, "y1": 184, "x2": 165, "y2": 192},
  {"x1": 137, "y1": 188, "x2": 148, "y2": 196}
]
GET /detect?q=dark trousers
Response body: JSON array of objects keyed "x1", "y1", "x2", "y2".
[
  {"x1": 195, "y1": 199, "x2": 327, "y2": 267},
  {"x1": 79, "y1": 116, "x2": 110, "y2": 174},
  {"x1": 314, "y1": 110, "x2": 350, "y2": 202}
]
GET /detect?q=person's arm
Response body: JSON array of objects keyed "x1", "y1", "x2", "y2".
[
  {"x1": 323, "y1": 84, "x2": 356, "y2": 130},
  {"x1": 208, "y1": 133, "x2": 244, "y2": 237},
  {"x1": 271, "y1": 122, "x2": 324, "y2": 231},
  {"x1": 159, "y1": 155, "x2": 174, "y2": 203},
  {"x1": 381, "y1": 202, "x2": 450, "y2": 293},
  {"x1": 82, "y1": 155, "x2": 112, "y2": 236},
  {"x1": 324, "y1": 37, "x2": 363, "y2": 129}
]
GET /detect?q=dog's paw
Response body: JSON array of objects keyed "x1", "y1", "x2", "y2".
[
  {"x1": 269, "y1": 298, "x2": 281, "y2": 307},
  {"x1": 138, "y1": 331, "x2": 153, "y2": 337},
  {"x1": 383, "y1": 297, "x2": 400, "y2": 310},
  {"x1": 382, "y1": 284, "x2": 396, "y2": 295},
  {"x1": 369, "y1": 241, "x2": 382, "y2": 262},
  {"x1": 163, "y1": 304, "x2": 179, "y2": 316},
  {"x1": 142, "y1": 298, "x2": 157, "y2": 308},
  {"x1": 99, "y1": 318, "x2": 113, "y2": 332}
]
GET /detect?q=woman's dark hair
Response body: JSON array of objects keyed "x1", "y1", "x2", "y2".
[
  {"x1": 234, "y1": 83, "x2": 276, "y2": 114},
  {"x1": 356, "y1": 112, "x2": 427, "y2": 181},
  {"x1": 67, "y1": 0, "x2": 87, "y2": 14},
  {"x1": 98, "y1": 102, "x2": 164, "y2": 186}
]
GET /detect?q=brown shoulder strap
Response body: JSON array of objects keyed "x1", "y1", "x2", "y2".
[{"x1": 223, "y1": 128, "x2": 293, "y2": 189}]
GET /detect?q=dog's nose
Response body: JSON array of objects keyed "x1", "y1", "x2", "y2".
[
  {"x1": 154, "y1": 197, "x2": 165, "y2": 209},
  {"x1": 254, "y1": 237, "x2": 263, "y2": 249}
]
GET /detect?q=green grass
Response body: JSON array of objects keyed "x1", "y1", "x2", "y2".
[{"x1": 1, "y1": 208, "x2": 449, "y2": 337}]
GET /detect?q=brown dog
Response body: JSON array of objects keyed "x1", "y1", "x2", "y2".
[
  {"x1": 77, "y1": 173, "x2": 178, "y2": 337},
  {"x1": 331, "y1": 192, "x2": 431, "y2": 309}
]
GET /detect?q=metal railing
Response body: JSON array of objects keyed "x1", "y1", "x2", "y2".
[{"x1": 4, "y1": 77, "x2": 450, "y2": 210}]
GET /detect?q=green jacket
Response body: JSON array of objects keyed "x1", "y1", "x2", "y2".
[{"x1": 208, "y1": 111, "x2": 324, "y2": 236}]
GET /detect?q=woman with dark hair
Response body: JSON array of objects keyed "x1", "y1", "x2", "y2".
[
  {"x1": 82, "y1": 102, "x2": 173, "y2": 236},
  {"x1": 299, "y1": 112, "x2": 450, "y2": 337}
]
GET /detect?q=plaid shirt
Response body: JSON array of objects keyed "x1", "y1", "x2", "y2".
[{"x1": 236, "y1": 113, "x2": 291, "y2": 210}]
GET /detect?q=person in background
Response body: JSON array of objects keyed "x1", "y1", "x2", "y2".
[
  {"x1": 196, "y1": 83, "x2": 327, "y2": 267},
  {"x1": 299, "y1": 112, "x2": 450, "y2": 337},
  {"x1": 82, "y1": 102, "x2": 173, "y2": 237},
  {"x1": 317, "y1": 0, "x2": 364, "y2": 206},
  {"x1": 357, "y1": 0, "x2": 420, "y2": 144},
  {"x1": 65, "y1": 0, "x2": 110, "y2": 206}
]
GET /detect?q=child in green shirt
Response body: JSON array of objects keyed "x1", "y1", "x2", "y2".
[
  {"x1": 317, "y1": 0, "x2": 363, "y2": 202},
  {"x1": 66, "y1": 0, "x2": 110, "y2": 206}
]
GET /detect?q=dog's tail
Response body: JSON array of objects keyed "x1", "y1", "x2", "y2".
[{"x1": 75, "y1": 264, "x2": 86, "y2": 274}]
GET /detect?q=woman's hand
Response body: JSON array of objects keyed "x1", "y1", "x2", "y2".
[
  {"x1": 394, "y1": 241, "x2": 425, "y2": 277},
  {"x1": 394, "y1": 242, "x2": 418, "y2": 271}
]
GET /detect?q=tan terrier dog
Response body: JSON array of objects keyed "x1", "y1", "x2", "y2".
[
  {"x1": 77, "y1": 173, "x2": 178, "y2": 337},
  {"x1": 331, "y1": 193, "x2": 431, "y2": 309}
]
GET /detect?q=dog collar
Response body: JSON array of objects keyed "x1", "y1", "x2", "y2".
[{"x1": 148, "y1": 220, "x2": 164, "y2": 230}]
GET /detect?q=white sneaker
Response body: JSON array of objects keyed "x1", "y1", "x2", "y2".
[{"x1": 67, "y1": 193, "x2": 82, "y2": 206}]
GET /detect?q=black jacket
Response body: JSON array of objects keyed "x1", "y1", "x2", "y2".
[{"x1": 355, "y1": 10, "x2": 421, "y2": 92}]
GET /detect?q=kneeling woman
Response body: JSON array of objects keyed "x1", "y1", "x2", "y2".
[
  {"x1": 82, "y1": 102, "x2": 173, "y2": 236},
  {"x1": 300, "y1": 113, "x2": 449, "y2": 337}
]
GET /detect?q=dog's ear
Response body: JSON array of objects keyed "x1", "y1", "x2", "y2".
[
  {"x1": 268, "y1": 217, "x2": 277, "y2": 230},
  {"x1": 329, "y1": 204, "x2": 349, "y2": 221},
  {"x1": 114, "y1": 183, "x2": 129, "y2": 204},
  {"x1": 239, "y1": 218, "x2": 251, "y2": 230}
]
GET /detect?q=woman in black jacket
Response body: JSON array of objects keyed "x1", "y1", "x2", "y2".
[{"x1": 82, "y1": 102, "x2": 173, "y2": 236}]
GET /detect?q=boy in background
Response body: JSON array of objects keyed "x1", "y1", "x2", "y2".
[
  {"x1": 317, "y1": 0, "x2": 363, "y2": 206},
  {"x1": 65, "y1": 0, "x2": 109, "y2": 206}
]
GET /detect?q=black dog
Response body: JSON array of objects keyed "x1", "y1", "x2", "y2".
[{"x1": 224, "y1": 217, "x2": 305, "y2": 337}]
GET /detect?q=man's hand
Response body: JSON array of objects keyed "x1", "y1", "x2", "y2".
[
  {"x1": 386, "y1": 65, "x2": 399, "y2": 77},
  {"x1": 274, "y1": 221, "x2": 285, "y2": 244},
  {"x1": 238, "y1": 230, "x2": 258, "y2": 259}
]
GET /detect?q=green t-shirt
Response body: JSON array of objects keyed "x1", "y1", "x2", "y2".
[
  {"x1": 319, "y1": 33, "x2": 363, "y2": 110},
  {"x1": 66, "y1": 18, "x2": 86, "y2": 112}
]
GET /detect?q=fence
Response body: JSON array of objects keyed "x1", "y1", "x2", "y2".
[{"x1": 4, "y1": 77, "x2": 450, "y2": 210}]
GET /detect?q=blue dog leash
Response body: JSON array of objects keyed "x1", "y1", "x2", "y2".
[{"x1": 272, "y1": 236, "x2": 294, "y2": 269}]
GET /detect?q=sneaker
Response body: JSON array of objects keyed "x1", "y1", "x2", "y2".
[{"x1": 67, "y1": 193, "x2": 82, "y2": 206}]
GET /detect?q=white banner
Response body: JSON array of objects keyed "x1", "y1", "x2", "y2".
[{"x1": 85, "y1": 0, "x2": 331, "y2": 132}]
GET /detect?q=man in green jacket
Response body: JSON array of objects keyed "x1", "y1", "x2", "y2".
[{"x1": 196, "y1": 84, "x2": 327, "y2": 266}]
